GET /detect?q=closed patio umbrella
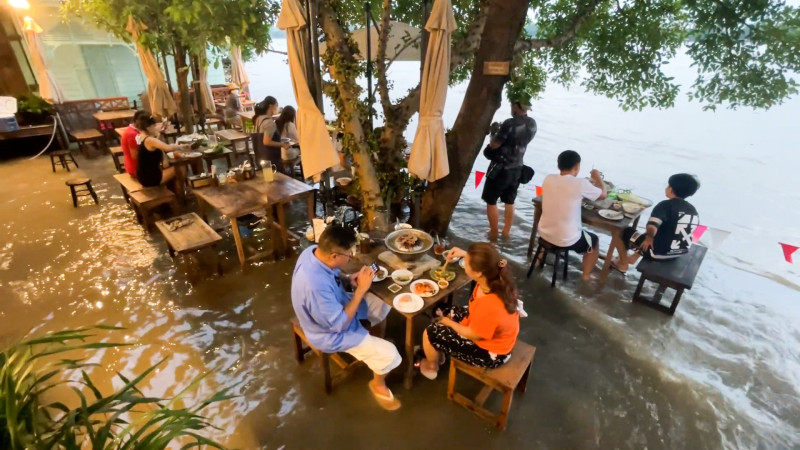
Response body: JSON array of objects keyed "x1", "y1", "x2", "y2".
[
  {"x1": 277, "y1": 0, "x2": 339, "y2": 179},
  {"x1": 407, "y1": 0, "x2": 456, "y2": 182},
  {"x1": 196, "y1": 56, "x2": 216, "y2": 115},
  {"x1": 230, "y1": 46, "x2": 250, "y2": 91},
  {"x1": 22, "y1": 17, "x2": 64, "y2": 103},
  {"x1": 125, "y1": 16, "x2": 177, "y2": 118}
]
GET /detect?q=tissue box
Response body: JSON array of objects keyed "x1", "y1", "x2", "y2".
[{"x1": 0, "y1": 116, "x2": 19, "y2": 132}]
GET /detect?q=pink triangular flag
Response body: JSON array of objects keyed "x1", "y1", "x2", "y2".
[
  {"x1": 779, "y1": 243, "x2": 799, "y2": 263},
  {"x1": 475, "y1": 171, "x2": 485, "y2": 188},
  {"x1": 536, "y1": 185, "x2": 543, "y2": 197},
  {"x1": 692, "y1": 225, "x2": 708, "y2": 243}
]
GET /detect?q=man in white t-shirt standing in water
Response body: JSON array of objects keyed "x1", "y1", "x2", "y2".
[{"x1": 538, "y1": 150, "x2": 607, "y2": 281}]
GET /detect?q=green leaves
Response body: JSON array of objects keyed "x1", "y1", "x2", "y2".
[{"x1": 0, "y1": 326, "x2": 231, "y2": 449}]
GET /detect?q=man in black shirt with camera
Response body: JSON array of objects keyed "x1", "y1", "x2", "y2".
[{"x1": 482, "y1": 94, "x2": 537, "y2": 240}]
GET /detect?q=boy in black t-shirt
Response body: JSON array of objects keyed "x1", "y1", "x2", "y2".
[{"x1": 612, "y1": 173, "x2": 700, "y2": 273}]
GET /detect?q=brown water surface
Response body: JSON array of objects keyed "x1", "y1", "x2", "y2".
[{"x1": 0, "y1": 155, "x2": 724, "y2": 448}]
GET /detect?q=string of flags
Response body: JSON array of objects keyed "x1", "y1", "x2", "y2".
[{"x1": 472, "y1": 170, "x2": 798, "y2": 264}]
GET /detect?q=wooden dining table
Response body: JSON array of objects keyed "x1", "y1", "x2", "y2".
[
  {"x1": 526, "y1": 195, "x2": 647, "y2": 284},
  {"x1": 346, "y1": 240, "x2": 473, "y2": 389},
  {"x1": 194, "y1": 173, "x2": 316, "y2": 267}
]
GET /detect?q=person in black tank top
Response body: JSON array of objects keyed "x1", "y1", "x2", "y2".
[
  {"x1": 253, "y1": 96, "x2": 290, "y2": 172},
  {"x1": 134, "y1": 113, "x2": 187, "y2": 188}
]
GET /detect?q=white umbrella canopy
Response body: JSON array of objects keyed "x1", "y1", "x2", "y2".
[
  {"x1": 277, "y1": 0, "x2": 339, "y2": 179},
  {"x1": 407, "y1": 0, "x2": 456, "y2": 182},
  {"x1": 22, "y1": 17, "x2": 64, "y2": 103},
  {"x1": 125, "y1": 16, "x2": 177, "y2": 118},
  {"x1": 230, "y1": 46, "x2": 250, "y2": 91},
  {"x1": 319, "y1": 21, "x2": 421, "y2": 62}
]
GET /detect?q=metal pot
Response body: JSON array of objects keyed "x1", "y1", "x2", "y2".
[{"x1": 384, "y1": 229, "x2": 433, "y2": 262}]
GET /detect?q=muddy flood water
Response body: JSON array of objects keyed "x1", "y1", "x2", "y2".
[
  {"x1": 0, "y1": 153, "x2": 769, "y2": 450},
  {"x1": 1, "y1": 47, "x2": 799, "y2": 450}
]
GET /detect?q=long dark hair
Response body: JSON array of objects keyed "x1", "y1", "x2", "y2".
[
  {"x1": 254, "y1": 96, "x2": 277, "y2": 123},
  {"x1": 275, "y1": 105, "x2": 296, "y2": 135},
  {"x1": 467, "y1": 243, "x2": 517, "y2": 314}
]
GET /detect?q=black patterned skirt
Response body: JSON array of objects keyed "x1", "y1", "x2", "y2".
[{"x1": 426, "y1": 305, "x2": 511, "y2": 369}]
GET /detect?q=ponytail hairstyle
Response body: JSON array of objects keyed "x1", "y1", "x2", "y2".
[{"x1": 466, "y1": 243, "x2": 518, "y2": 314}]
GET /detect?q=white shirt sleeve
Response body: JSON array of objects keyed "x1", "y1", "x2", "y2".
[{"x1": 581, "y1": 178, "x2": 602, "y2": 201}]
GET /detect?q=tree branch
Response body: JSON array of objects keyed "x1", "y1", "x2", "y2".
[
  {"x1": 375, "y1": 0, "x2": 392, "y2": 119},
  {"x1": 514, "y1": 0, "x2": 606, "y2": 54},
  {"x1": 387, "y1": 0, "x2": 490, "y2": 125}
]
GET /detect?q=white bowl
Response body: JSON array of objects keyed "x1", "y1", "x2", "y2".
[
  {"x1": 622, "y1": 201, "x2": 644, "y2": 214},
  {"x1": 391, "y1": 269, "x2": 414, "y2": 286},
  {"x1": 394, "y1": 223, "x2": 413, "y2": 231},
  {"x1": 335, "y1": 177, "x2": 352, "y2": 187}
]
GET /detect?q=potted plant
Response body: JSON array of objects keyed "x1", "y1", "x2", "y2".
[{"x1": 15, "y1": 94, "x2": 53, "y2": 126}]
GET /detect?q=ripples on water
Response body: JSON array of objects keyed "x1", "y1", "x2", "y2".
[{"x1": 0, "y1": 44, "x2": 798, "y2": 448}]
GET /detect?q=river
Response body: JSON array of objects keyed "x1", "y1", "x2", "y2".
[
  {"x1": 0, "y1": 39, "x2": 798, "y2": 449},
  {"x1": 248, "y1": 40, "x2": 800, "y2": 448}
]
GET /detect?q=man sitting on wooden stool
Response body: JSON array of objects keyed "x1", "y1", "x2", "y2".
[
  {"x1": 291, "y1": 225, "x2": 402, "y2": 411},
  {"x1": 538, "y1": 150, "x2": 608, "y2": 281},
  {"x1": 612, "y1": 174, "x2": 701, "y2": 273}
]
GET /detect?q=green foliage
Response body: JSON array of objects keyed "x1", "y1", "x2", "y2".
[
  {"x1": 62, "y1": 0, "x2": 280, "y2": 58},
  {"x1": 0, "y1": 326, "x2": 231, "y2": 449},
  {"x1": 15, "y1": 94, "x2": 53, "y2": 116}
]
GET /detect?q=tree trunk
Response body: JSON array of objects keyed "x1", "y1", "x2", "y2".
[
  {"x1": 420, "y1": 0, "x2": 529, "y2": 233},
  {"x1": 319, "y1": 2, "x2": 385, "y2": 229},
  {"x1": 173, "y1": 41, "x2": 194, "y2": 133}
]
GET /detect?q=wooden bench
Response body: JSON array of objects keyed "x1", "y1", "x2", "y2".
[
  {"x1": 55, "y1": 97, "x2": 130, "y2": 157},
  {"x1": 291, "y1": 317, "x2": 362, "y2": 394},
  {"x1": 113, "y1": 173, "x2": 143, "y2": 203},
  {"x1": 155, "y1": 213, "x2": 222, "y2": 276},
  {"x1": 633, "y1": 244, "x2": 708, "y2": 315},
  {"x1": 110, "y1": 146, "x2": 125, "y2": 173},
  {"x1": 129, "y1": 186, "x2": 179, "y2": 231},
  {"x1": 448, "y1": 340, "x2": 536, "y2": 430}
]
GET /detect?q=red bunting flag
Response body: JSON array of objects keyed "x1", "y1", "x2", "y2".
[
  {"x1": 536, "y1": 185, "x2": 543, "y2": 197},
  {"x1": 780, "y1": 243, "x2": 799, "y2": 263},
  {"x1": 475, "y1": 171, "x2": 485, "y2": 188},
  {"x1": 692, "y1": 225, "x2": 708, "y2": 243}
]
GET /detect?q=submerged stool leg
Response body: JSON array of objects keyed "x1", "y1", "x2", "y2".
[
  {"x1": 69, "y1": 185, "x2": 78, "y2": 207},
  {"x1": 87, "y1": 181, "x2": 98, "y2": 204}
]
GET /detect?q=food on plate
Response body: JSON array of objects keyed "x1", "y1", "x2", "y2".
[
  {"x1": 373, "y1": 267, "x2": 388, "y2": 281},
  {"x1": 396, "y1": 234, "x2": 422, "y2": 252},
  {"x1": 397, "y1": 294, "x2": 412, "y2": 304},
  {"x1": 391, "y1": 269, "x2": 414, "y2": 285},
  {"x1": 413, "y1": 281, "x2": 436, "y2": 296},
  {"x1": 430, "y1": 268, "x2": 456, "y2": 282}
]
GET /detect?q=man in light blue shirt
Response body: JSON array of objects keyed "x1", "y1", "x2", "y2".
[{"x1": 292, "y1": 225, "x2": 402, "y2": 410}]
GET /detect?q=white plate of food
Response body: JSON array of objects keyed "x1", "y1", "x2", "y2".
[
  {"x1": 410, "y1": 279, "x2": 439, "y2": 298},
  {"x1": 598, "y1": 209, "x2": 624, "y2": 220},
  {"x1": 393, "y1": 293, "x2": 424, "y2": 314},
  {"x1": 391, "y1": 269, "x2": 414, "y2": 286},
  {"x1": 622, "y1": 201, "x2": 645, "y2": 214},
  {"x1": 373, "y1": 266, "x2": 388, "y2": 282}
]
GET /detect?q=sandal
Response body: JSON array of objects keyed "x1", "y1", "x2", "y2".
[
  {"x1": 368, "y1": 383, "x2": 401, "y2": 411},
  {"x1": 610, "y1": 261, "x2": 628, "y2": 275},
  {"x1": 413, "y1": 351, "x2": 442, "y2": 380}
]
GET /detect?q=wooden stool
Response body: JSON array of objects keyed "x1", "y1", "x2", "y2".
[
  {"x1": 50, "y1": 150, "x2": 79, "y2": 172},
  {"x1": 448, "y1": 341, "x2": 536, "y2": 430},
  {"x1": 291, "y1": 317, "x2": 362, "y2": 394},
  {"x1": 129, "y1": 186, "x2": 179, "y2": 231},
  {"x1": 155, "y1": 213, "x2": 223, "y2": 276},
  {"x1": 204, "y1": 117, "x2": 225, "y2": 132},
  {"x1": 110, "y1": 146, "x2": 125, "y2": 173},
  {"x1": 65, "y1": 178, "x2": 98, "y2": 207},
  {"x1": 527, "y1": 237, "x2": 570, "y2": 287},
  {"x1": 633, "y1": 245, "x2": 708, "y2": 315}
]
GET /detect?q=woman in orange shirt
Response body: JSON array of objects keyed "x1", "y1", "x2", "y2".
[{"x1": 417, "y1": 243, "x2": 520, "y2": 379}]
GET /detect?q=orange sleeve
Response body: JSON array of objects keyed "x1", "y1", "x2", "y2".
[{"x1": 468, "y1": 299, "x2": 500, "y2": 341}]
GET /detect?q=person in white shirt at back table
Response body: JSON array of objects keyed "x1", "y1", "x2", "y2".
[{"x1": 537, "y1": 150, "x2": 607, "y2": 281}]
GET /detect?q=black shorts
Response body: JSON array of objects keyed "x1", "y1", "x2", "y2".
[
  {"x1": 563, "y1": 230, "x2": 599, "y2": 254},
  {"x1": 622, "y1": 227, "x2": 676, "y2": 261},
  {"x1": 481, "y1": 168, "x2": 522, "y2": 205},
  {"x1": 426, "y1": 306, "x2": 511, "y2": 369}
]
